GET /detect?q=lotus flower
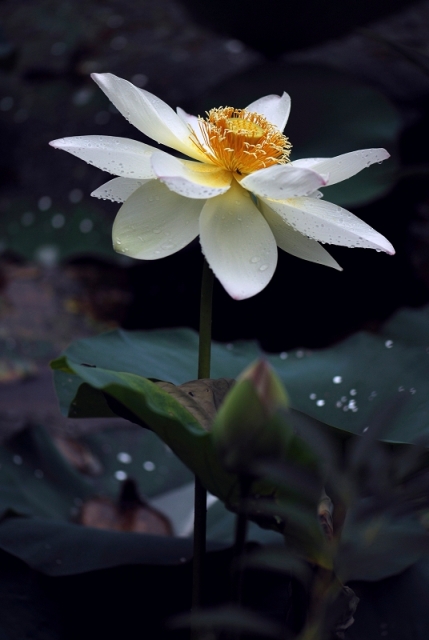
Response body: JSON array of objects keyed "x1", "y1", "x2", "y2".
[{"x1": 50, "y1": 73, "x2": 394, "y2": 299}]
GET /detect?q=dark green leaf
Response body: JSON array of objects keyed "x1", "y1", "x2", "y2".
[
  {"x1": 52, "y1": 306, "x2": 429, "y2": 444},
  {"x1": 170, "y1": 604, "x2": 283, "y2": 638},
  {"x1": 336, "y1": 513, "x2": 429, "y2": 582},
  {"x1": 243, "y1": 546, "x2": 311, "y2": 585}
]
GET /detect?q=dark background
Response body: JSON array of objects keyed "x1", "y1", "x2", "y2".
[{"x1": 1, "y1": 0, "x2": 429, "y2": 355}]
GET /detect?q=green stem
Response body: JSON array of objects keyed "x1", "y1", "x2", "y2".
[
  {"x1": 198, "y1": 259, "x2": 214, "y2": 380},
  {"x1": 232, "y1": 476, "x2": 251, "y2": 605},
  {"x1": 192, "y1": 259, "x2": 214, "y2": 611}
]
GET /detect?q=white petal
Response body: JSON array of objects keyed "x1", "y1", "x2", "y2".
[
  {"x1": 91, "y1": 73, "x2": 207, "y2": 162},
  {"x1": 259, "y1": 200, "x2": 342, "y2": 270},
  {"x1": 151, "y1": 151, "x2": 231, "y2": 199},
  {"x1": 112, "y1": 180, "x2": 201, "y2": 259},
  {"x1": 176, "y1": 106, "x2": 212, "y2": 157},
  {"x1": 291, "y1": 149, "x2": 390, "y2": 186},
  {"x1": 49, "y1": 135, "x2": 156, "y2": 179},
  {"x1": 240, "y1": 164, "x2": 326, "y2": 200},
  {"x1": 264, "y1": 196, "x2": 395, "y2": 254},
  {"x1": 245, "y1": 93, "x2": 291, "y2": 132},
  {"x1": 199, "y1": 182, "x2": 277, "y2": 300},
  {"x1": 91, "y1": 177, "x2": 150, "y2": 202}
]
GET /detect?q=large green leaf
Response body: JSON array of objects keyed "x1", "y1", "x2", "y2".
[
  {"x1": 348, "y1": 560, "x2": 429, "y2": 640},
  {"x1": 53, "y1": 304, "x2": 429, "y2": 445},
  {"x1": 52, "y1": 360, "x2": 322, "y2": 518},
  {"x1": 0, "y1": 196, "x2": 116, "y2": 263},
  {"x1": 0, "y1": 421, "x2": 284, "y2": 579}
]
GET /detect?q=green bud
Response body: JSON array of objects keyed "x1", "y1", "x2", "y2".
[{"x1": 212, "y1": 360, "x2": 292, "y2": 473}]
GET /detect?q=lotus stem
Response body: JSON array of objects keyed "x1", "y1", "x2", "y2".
[{"x1": 192, "y1": 258, "x2": 214, "y2": 611}]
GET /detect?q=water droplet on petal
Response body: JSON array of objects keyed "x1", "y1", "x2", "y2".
[{"x1": 259, "y1": 264, "x2": 268, "y2": 272}]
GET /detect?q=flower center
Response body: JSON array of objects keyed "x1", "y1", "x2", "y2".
[
  {"x1": 190, "y1": 106, "x2": 291, "y2": 176},
  {"x1": 224, "y1": 117, "x2": 265, "y2": 144}
]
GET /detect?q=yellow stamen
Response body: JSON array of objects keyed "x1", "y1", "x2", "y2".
[{"x1": 189, "y1": 106, "x2": 291, "y2": 176}]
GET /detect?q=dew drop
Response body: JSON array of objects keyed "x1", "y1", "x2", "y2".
[
  {"x1": 333, "y1": 376, "x2": 342, "y2": 384},
  {"x1": 279, "y1": 352, "x2": 287, "y2": 360},
  {"x1": 51, "y1": 213, "x2": 65, "y2": 229},
  {"x1": 114, "y1": 470, "x2": 127, "y2": 481},
  {"x1": 259, "y1": 264, "x2": 268, "y2": 272},
  {"x1": 250, "y1": 256, "x2": 260, "y2": 263},
  {"x1": 316, "y1": 399, "x2": 325, "y2": 407},
  {"x1": 350, "y1": 389, "x2": 357, "y2": 396},
  {"x1": 143, "y1": 461, "x2": 155, "y2": 471},
  {"x1": 117, "y1": 452, "x2": 132, "y2": 464},
  {"x1": 309, "y1": 393, "x2": 317, "y2": 400},
  {"x1": 363, "y1": 426, "x2": 369, "y2": 433},
  {"x1": 385, "y1": 340, "x2": 393, "y2": 348}
]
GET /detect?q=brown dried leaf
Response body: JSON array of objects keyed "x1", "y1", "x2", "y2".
[
  {"x1": 53, "y1": 436, "x2": 103, "y2": 476},
  {"x1": 155, "y1": 378, "x2": 235, "y2": 432},
  {"x1": 79, "y1": 479, "x2": 172, "y2": 535}
]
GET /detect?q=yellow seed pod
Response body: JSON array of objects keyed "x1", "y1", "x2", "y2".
[{"x1": 225, "y1": 118, "x2": 265, "y2": 144}]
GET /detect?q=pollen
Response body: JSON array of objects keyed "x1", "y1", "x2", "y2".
[{"x1": 190, "y1": 107, "x2": 291, "y2": 176}]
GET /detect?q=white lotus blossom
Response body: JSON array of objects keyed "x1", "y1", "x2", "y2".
[{"x1": 50, "y1": 73, "x2": 394, "y2": 300}]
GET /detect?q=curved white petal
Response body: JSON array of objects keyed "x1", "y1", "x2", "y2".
[
  {"x1": 91, "y1": 73, "x2": 208, "y2": 162},
  {"x1": 91, "y1": 177, "x2": 150, "y2": 202},
  {"x1": 151, "y1": 151, "x2": 231, "y2": 199},
  {"x1": 245, "y1": 93, "x2": 291, "y2": 132},
  {"x1": 199, "y1": 182, "x2": 277, "y2": 300},
  {"x1": 259, "y1": 200, "x2": 342, "y2": 270},
  {"x1": 49, "y1": 136, "x2": 156, "y2": 179},
  {"x1": 112, "y1": 180, "x2": 201, "y2": 259},
  {"x1": 264, "y1": 196, "x2": 395, "y2": 254},
  {"x1": 240, "y1": 164, "x2": 326, "y2": 200},
  {"x1": 291, "y1": 149, "x2": 390, "y2": 186},
  {"x1": 176, "y1": 106, "x2": 213, "y2": 158}
]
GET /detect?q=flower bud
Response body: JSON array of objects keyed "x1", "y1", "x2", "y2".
[{"x1": 212, "y1": 360, "x2": 292, "y2": 473}]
